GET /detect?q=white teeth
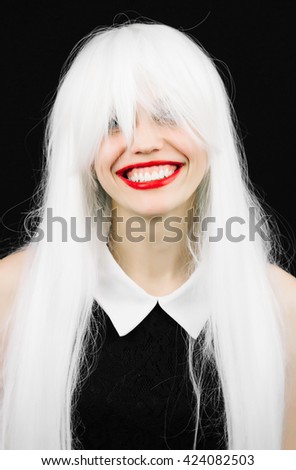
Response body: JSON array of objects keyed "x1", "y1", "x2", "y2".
[{"x1": 128, "y1": 168, "x2": 176, "y2": 182}]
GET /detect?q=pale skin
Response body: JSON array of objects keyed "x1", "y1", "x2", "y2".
[
  {"x1": 0, "y1": 109, "x2": 296, "y2": 448},
  {"x1": 93, "y1": 107, "x2": 208, "y2": 295}
]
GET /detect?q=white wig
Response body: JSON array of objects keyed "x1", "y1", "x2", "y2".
[{"x1": 0, "y1": 21, "x2": 286, "y2": 449}]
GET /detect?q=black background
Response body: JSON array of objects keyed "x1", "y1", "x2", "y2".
[{"x1": 1, "y1": 0, "x2": 295, "y2": 270}]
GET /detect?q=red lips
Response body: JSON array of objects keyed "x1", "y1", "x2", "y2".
[
  {"x1": 115, "y1": 160, "x2": 184, "y2": 190},
  {"x1": 116, "y1": 160, "x2": 183, "y2": 176}
]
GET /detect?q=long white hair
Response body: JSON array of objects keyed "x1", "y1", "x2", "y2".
[{"x1": 0, "y1": 21, "x2": 286, "y2": 449}]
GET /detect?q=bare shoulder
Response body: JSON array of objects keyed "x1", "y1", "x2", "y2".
[
  {"x1": 0, "y1": 248, "x2": 30, "y2": 292},
  {"x1": 267, "y1": 263, "x2": 296, "y2": 449},
  {"x1": 0, "y1": 248, "x2": 30, "y2": 325},
  {"x1": 267, "y1": 263, "x2": 296, "y2": 312},
  {"x1": 267, "y1": 263, "x2": 296, "y2": 357}
]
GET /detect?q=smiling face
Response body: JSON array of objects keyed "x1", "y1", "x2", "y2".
[{"x1": 93, "y1": 107, "x2": 208, "y2": 218}]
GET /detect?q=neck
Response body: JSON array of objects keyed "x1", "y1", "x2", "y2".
[{"x1": 108, "y1": 202, "x2": 195, "y2": 296}]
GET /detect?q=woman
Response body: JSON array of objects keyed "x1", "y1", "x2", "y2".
[{"x1": 0, "y1": 21, "x2": 295, "y2": 450}]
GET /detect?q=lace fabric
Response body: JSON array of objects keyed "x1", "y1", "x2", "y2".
[{"x1": 74, "y1": 301, "x2": 226, "y2": 450}]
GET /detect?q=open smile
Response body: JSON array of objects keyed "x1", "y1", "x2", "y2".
[{"x1": 115, "y1": 160, "x2": 184, "y2": 190}]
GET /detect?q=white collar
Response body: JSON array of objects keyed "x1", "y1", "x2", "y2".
[{"x1": 94, "y1": 243, "x2": 211, "y2": 339}]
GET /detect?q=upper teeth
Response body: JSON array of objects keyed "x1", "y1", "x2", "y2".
[
  {"x1": 124, "y1": 163, "x2": 180, "y2": 182},
  {"x1": 128, "y1": 168, "x2": 175, "y2": 182}
]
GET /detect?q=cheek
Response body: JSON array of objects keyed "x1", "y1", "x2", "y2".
[
  {"x1": 94, "y1": 137, "x2": 126, "y2": 179},
  {"x1": 172, "y1": 136, "x2": 208, "y2": 170},
  {"x1": 183, "y1": 141, "x2": 208, "y2": 172},
  {"x1": 166, "y1": 129, "x2": 208, "y2": 166},
  {"x1": 193, "y1": 148, "x2": 208, "y2": 171}
]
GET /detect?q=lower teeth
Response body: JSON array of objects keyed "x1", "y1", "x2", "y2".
[
  {"x1": 129, "y1": 171, "x2": 177, "y2": 182},
  {"x1": 131, "y1": 175, "x2": 168, "y2": 182}
]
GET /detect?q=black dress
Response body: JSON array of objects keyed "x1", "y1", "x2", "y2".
[{"x1": 74, "y1": 301, "x2": 227, "y2": 450}]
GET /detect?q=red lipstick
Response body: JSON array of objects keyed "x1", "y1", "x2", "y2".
[{"x1": 115, "y1": 160, "x2": 184, "y2": 190}]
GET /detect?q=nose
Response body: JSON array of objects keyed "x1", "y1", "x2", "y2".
[{"x1": 130, "y1": 117, "x2": 163, "y2": 155}]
